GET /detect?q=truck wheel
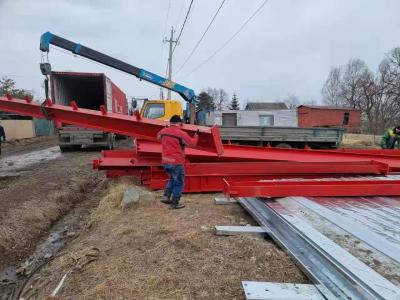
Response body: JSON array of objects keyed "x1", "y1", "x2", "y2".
[
  {"x1": 59, "y1": 145, "x2": 73, "y2": 152},
  {"x1": 275, "y1": 143, "x2": 292, "y2": 149},
  {"x1": 59, "y1": 145, "x2": 81, "y2": 152}
]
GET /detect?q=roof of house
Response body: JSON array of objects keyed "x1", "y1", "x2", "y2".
[
  {"x1": 298, "y1": 105, "x2": 360, "y2": 111},
  {"x1": 245, "y1": 102, "x2": 288, "y2": 110}
]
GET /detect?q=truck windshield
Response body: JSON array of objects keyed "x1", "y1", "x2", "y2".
[{"x1": 143, "y1": 103, "x2": 165, "y2": 119}]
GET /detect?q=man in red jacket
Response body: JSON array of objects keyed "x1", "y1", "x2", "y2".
[{"x1": 157, "y1": 115, "x2": 199, "y2": 209}]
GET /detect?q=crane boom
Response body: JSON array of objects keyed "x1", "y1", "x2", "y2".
[{"x1": 39, "y1": 31, "x2": 196, "y2": 103}]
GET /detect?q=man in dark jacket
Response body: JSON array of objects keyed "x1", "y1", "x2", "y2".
[
  {"x1": 157, "y1": 115, "x2": 199, "y2": 209},
  {"x1": 0, "y1": 124, "x2": 6, "y2": 156}
]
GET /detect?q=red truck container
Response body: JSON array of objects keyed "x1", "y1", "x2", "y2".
[{"x1": 50, "y1": 72, "x2": 128, "y2": 151}]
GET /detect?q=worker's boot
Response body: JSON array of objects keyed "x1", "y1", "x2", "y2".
[
  {"x1": 161, "y1": 192, "x2": 172, "y2": 204},
  {"x1": 169, "y1": 197, "x2": 185, "y2": 209}
]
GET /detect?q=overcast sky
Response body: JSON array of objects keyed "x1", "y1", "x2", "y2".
[{"x1": 1, "y1": 0, "x2": 399, "y2": 106}]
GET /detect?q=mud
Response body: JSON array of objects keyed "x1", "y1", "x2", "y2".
[{"x1": 0, "y1": 146, "x2": 60, "y2": 177}]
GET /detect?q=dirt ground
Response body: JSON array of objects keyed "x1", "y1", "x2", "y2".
[
  {"x1": 18, "y1": 181, "x2": 307, "y2": 299},
  {"x1": 0, "y1": 136, "x2": 307, "y2": 299},
  {"x1": 0, "y1": 139, "x2": 102, "y2": 271}
]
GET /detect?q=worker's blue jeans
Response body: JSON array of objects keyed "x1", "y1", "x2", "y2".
[{"x1": 163, "y1": 164, "x2": 185, "y2": 199}]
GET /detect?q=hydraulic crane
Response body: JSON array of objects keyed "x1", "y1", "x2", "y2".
[{"x1": 39, "y1": 31, "x2": 196, "y2": 122}]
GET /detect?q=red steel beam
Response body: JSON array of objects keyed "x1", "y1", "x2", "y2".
[
  {"x1": 145, "y1": 161, "x2": 389, "y2": 192},
  {"x1": 223, "y1": 179, "x2": 400, "y2": 198},
  {"x1": 0, "y1": 96, "x2": 224, "y2": 155},
  {"x1": 94, "y1": 157, "x2": 389, "y2": 175},
  {"x1": 155, "y1": 161, "x2": 389, "y2": 176},
  {"x1": 135, "y1": 140, "x2": 400, "y2": 170},
  {"x1": 146, "y1": 175, "x2": 372, "y2": 192},
  {"x1": 322, "y1": 148, "x2": 400, "y2": 157}
]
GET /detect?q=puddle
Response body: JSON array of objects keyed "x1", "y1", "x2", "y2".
[{"x1": 0, "y1": 147, "x2": 60, "y2": 176}]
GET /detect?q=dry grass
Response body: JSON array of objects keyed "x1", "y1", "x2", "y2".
[
  {"x1": 28, "y1": 180, "x2": 307, "y2": 299},
  {"x1": 341, "y1": 133, "x2": 381, "y2": 148},
  {"x1": 0, "y1": 175, "x2": 98, "y2": 265}
]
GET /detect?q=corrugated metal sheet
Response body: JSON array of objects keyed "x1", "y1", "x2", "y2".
[
  {"x1": 273, "y1": 176, "x2": 400, "y2": 284},
  {"x1": 307, "y1": 197, "x2": 400, "y2": 246}
]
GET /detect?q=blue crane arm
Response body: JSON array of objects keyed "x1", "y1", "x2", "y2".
[{"x1": 40, "y1": 31, "x2": 196, "y2": 103}]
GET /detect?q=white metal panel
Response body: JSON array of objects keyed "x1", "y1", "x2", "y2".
[
  {"x1": 105, "y1": 76, "x2": 112, "y2": 112},
  {"x1": 215, "y1": 225, "x2": 269, "y2": 235},
  {"x1": 209, "y1": 110, "x2": 297, "y2": 126},
  {"x1": 242, "y1": 282, "x2": 325, "y2": 300}
]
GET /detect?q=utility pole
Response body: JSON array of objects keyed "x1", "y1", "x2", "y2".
[{"x1": 164, "y1": 27, "x2": 178, "y2": 100}]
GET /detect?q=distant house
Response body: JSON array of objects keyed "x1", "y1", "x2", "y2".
[
  {"x1": 297, "y1": 105, "x2": 361, "y2": 133},
  {"x1": 245, "y1": 102, "x2": 288, "y2": 110},
  {"x1": 205, "y1": 102, "x2": 296, "y2": 127},
  {"x1": 206, "y1": 110, "x2": 296, "y2": 127}
]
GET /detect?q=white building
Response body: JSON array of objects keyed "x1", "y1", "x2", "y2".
[{"x1": 205, "y1": 102, "x2": 298, "y2": 127}]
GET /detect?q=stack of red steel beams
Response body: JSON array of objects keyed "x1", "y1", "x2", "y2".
[
  {"x1": 93, "y1": 139, "x2": 400, "y2": 193},
  {"x1": 2, "y1": 96, "x2": 400, "y2": 196}
]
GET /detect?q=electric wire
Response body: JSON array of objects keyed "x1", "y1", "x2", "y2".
[
  {"x1": 174, "y1": 0, "x2": 226, "y2": 76},
  {"x1": 160, "y1": 0, "x2": 172, "y2": 98},
  {"x1": 161, "y1": 0, "x2": 172, "y2": 65},
  {"x1": 162, "y1": 0, "x2": 172, "y2": 39},
  {"x1": 179, "y1": 0, "x2": 269, "y2": 78},
  {"x1": 172, "y1": 0, "x2": 195, "y2": 54}
]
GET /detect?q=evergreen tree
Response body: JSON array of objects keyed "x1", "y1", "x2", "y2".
[
  {"x1": 197, "y1": 91, "x2": 215, "y2": 110},
  {"x1": 229, "y1": 93, "x2": 240, "y2": 110}
]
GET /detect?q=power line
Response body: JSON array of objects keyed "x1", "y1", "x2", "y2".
[
  {"x1": 162, "y1": 0, "x2": 172, "y2": 39},
  {"x1": 160, "y1": 0, "x2": 172, "y2": 99},
  {"x1": 174, "y1": 0, "x2": 226, "y2": 76},
  {"x1": 174, "y1": 1, "x2": 186, "y2": 30},
  {"x1": 180, "y1": 0, "x2": 269, "y2": 79},
  {"x1": 161, "y1": 0, "x2": 172, "y2": 63},
  {"x1": 172, "y1": 0, "x2": 195, "y2": 54}
]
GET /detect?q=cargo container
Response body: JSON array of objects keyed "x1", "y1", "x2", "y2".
[{"x1": 50, "y1": 72, "x2": 128, "y2": 151}]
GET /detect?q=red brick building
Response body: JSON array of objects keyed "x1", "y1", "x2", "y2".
[{"x1": 297, "y1": 105, "x2": 361, "y2": 133}]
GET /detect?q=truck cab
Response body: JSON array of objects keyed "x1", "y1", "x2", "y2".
[{"x1": 140, "y1": 100, "x2": 183, "y2": 121}]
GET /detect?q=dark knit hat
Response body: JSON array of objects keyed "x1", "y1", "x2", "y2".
[{"x1": 170, "y1": 115, "x2": 182, "y2": 123}]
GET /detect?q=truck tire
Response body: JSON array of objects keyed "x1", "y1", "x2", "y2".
[
  {"x1": 59, "y1": 145, "x2": 81, "y2": 152},
  {"x1": 275, "y1": 143, "x2": 292, "y2": 149},
  {"x1": 59, "y1": 145, "x2": 73, "y2": 152}
]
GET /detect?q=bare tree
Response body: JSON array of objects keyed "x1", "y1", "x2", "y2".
[
  {"x1": 340, "y1": 58, "x2": 373, "y2": 109},
  {"x1": 282, "y1": 94, "x2": 300, "y2": 109},
  {"x1": 321, "y1": 66, "x2": 344, "y2": 106},
  {"x1": 322, "y1": 48, "x2": 400, "y2": 134},
  {"x1": 206, "y1": 88, "x2": 229, "y2": 111},
  {"x1": 369, "y1": 48, "x2": 400, "y2": 133}
]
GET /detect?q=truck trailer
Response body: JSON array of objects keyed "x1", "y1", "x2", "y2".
[{"x1": 50, "y1": 71, "x2": 128, "y2": 151}]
